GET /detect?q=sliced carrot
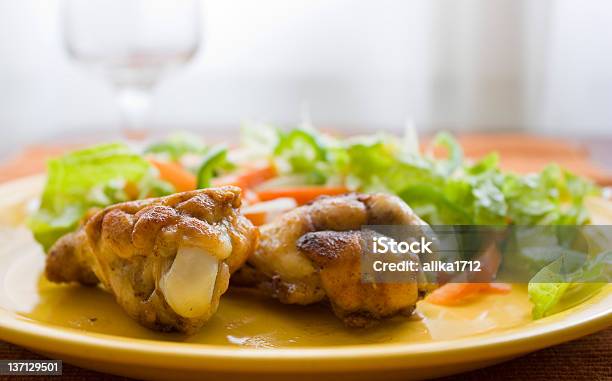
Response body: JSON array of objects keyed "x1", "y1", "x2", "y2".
[
  {"x1": 244, "y1": 211, "x2": 267, "y2": 226},
  {"x1": 425, "y1": 283, "x2": 511, "y2": 306},
  {"x1": 425, "y1": 283, "x2": 484, "y2": 305},
  {"x1": 242, "y1": 190, "x2": 263, "y2": 224},
  {"x1": 148, "y1": 158, "x2": 196, "y2": 192},
  {"x1": 256, "y1": 186, "x2": 349, "y2": 205},
  {"x1": 212, "y1": 165, "x2": 277, "y2": 190}
]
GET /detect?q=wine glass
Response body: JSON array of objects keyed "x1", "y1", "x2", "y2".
[{"x1": 62, "y1": 0, "x2": 201, "y2": 139}]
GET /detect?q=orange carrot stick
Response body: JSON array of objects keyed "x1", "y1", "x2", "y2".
[
  {"x1": 148, "y1": 158, "x2": 196, "y2": 192},
  {"x1": 212, "y1": 165, "x2": 277, "y2": 189},
  {"x1": 256, "y1": 186, "x2": 349, "y2": 205},
  {"x1": 244, "y1": 211, "x2": 267, "y2": 226},
  {"x1": 425, "y1": 283, "x2": 511, "y2": 306}
]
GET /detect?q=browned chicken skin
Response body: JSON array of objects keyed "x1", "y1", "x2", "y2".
[
  {"x1": 233, "y1": 193, "x2": 432, "y2": 327},
  {"x1": 46, "y1": 186, "x2": 258, "y2": 334}
]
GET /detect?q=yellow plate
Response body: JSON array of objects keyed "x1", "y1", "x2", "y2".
[{"x1": 0, "y1": 176, "x2": 610, "y2": 380}]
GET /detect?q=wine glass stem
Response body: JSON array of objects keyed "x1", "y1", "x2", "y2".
[{"x1": 115, "y1": 86, "x2": 152, "y2": 140}]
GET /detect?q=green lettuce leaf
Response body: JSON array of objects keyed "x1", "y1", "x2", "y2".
[
  {"x1": 528, "y1": 251, "x2": 611, "y2": 319},
  {"x1": 145, "y1": 133, "x2": 207, "y2": 161},
  {"x1": 261, "y1": 126, "x2": 598, "y2": 226},
  {"x1": 27, "y1": 143, "x2": 165, "y2": 251},
  {"x1": 273, "y1": 128, "x2": 330, "y2": 184}
]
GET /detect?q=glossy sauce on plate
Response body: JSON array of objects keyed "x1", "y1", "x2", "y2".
[{"x1": 0, "y1": 227, "x2": 533, "y2": 347}]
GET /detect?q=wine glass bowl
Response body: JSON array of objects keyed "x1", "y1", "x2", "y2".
[{"x1": 62, "y1": 0, "x2": 201, "y2": 137}]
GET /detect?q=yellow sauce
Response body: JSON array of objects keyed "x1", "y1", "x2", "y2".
[{"x1": 0, "y1": 228, "x2": 533, "y2": 348}]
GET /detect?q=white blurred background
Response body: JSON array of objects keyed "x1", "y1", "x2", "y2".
[{"x1": 1, "y1": 0, "x2": 611, "y2": 154}]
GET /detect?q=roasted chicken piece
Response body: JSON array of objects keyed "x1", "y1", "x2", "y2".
[
  {"x1": 233, "y1": 193, "x2": 432, "y2": 327},
  {"x1": 46, "y1": 186, "x2": 258, "y2": 334}
]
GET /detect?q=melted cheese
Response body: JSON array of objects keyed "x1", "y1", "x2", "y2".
[{"x1": 160, "y1": 246, "x2": 219, "y2": 318}]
